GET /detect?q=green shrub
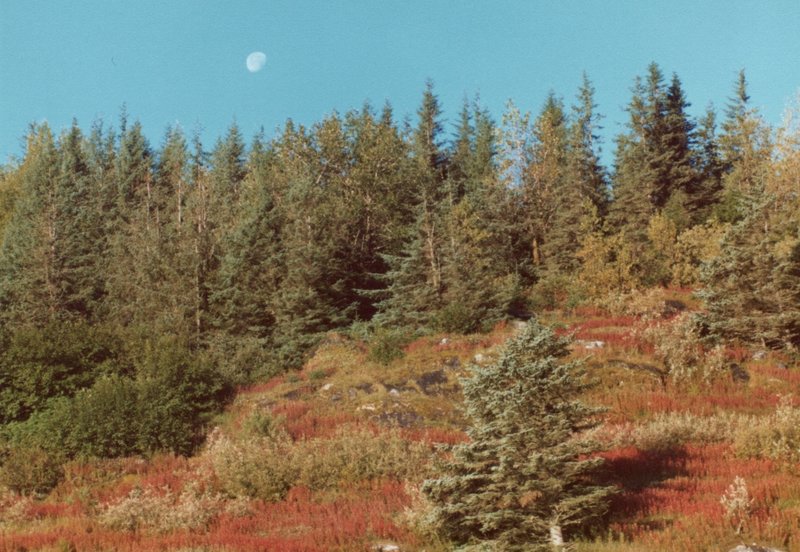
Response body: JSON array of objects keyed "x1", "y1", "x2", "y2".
[
  {"x1": 308, "y1": 369, "x2": 327, "y2": 381},
  {"x1": 134, "y1": 337, "x2": 233, "y2": 455},
  {"x1": 205, "y1": 334, "x2": 281, "y2": 387},
  {"x1": 529, "y1": 272, "x2": 581, "y2": 311},
  {"x1": 204, "y1": 429, "x2": 297, "y2": 502},
  {"x1": 0, "y1": 443, "x2": 64, "y2": 496},
  {"x1": 0, "y1": 320, "x2": 124, "y2": 424},
  {"x1": 734, "y1": 396, "x2": 800, "y2": 462},
  {"x1": 204, "y1": 425, "x2": 431, "y2": 500},
  {"x1": 368, "y1": 327, "x2": 411, "y2": 365},
  {"x1": 294, "y1": 428, "x2": 431, "y2": 490},
  {"x1": 57, "y1": 376, "x2": 141, "y2": 458},
  {"x1": 3, "y1": 337, "x2": 233, "y2": 460}
]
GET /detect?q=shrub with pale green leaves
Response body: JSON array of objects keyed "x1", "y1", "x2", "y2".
[
  {"x1": 598, "y1": 411, "x2": 741, "y2": 452},
  {"x1": 635, "y1": 313, "x2": 726, "y2": 385},
  {"x1": 98, "y1": 482, "x2": 236, "y2": 533},
  {"x1": 204, "y1": 420, "x2": 431, "y2": 501},
  {"x1": 734, "y1": 396, "x2": 800, "y2": 462}
]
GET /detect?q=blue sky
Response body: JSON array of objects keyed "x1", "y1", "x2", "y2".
[{"x1": 1, "y1": 0, "x2": 798, "y2": 165}]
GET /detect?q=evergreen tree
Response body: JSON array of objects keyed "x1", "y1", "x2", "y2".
[
  {"x1": 700, "y1": 105, "x2": 797, "y2": 349},
  {"x1": 438, "y1": 102, "x2": 521, "y2": 332},
  {"x1": 375, "y1": 83, "x2": 448, "y2": 328},
  {"x1": 699, "y1": 193, "x2": 800, "y2": 349},
  {"x1": 609, "y1": 64, "x2": 698, "y2": 238},
  {"x1": 53, "y1": 121, "x2": 106, "y2": 320},
  {"x1": 716, "y1": 70, "x2": 772, "y2": 220},
  {"x1": 660, "y1": 73, "x2": 697, "y2": 228},
  {"x1": 690, "y1": 106, "x2": 725, "y2": 222},
  {"x1": 543, "y1": 74, "x2": 607, "y2": 273},
  {"x1": 0, "y1": 163, "x2": 22, "y2": 247},
  {"x1": 342, "y1": 104, "x2": 413, "y2": 319},
  {"x1": 422, "y1": 320, "x2": 612, "y2": 550},
  {"x1": 526, "y1": 93, "x2": 568, "y2": 269},
  {"x1": 608, "y1": 75, "x2": 654, "y2": 242},
  {"x1": 0, "y1": 123, "x2": 104, "y2": 326},
  {"x1": 0, "y1": 125, "x2": 60, "y2": 327},
  {"x1": 212, "y1": 135, "x2": 282, "y2": 343}
]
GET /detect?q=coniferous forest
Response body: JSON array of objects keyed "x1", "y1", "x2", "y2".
[{"x1": 1, "y1": 65, "x2": 799, "y2": 551}]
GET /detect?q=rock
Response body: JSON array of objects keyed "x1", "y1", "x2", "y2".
[
  {"x1": 320, "y1": 383, "x2": 334, "y2": 392},
  {"x1": 354, "y1": 382, "x2": 375, "y2": 394},
  {"x1": 282, "y1": 388, "x2": 304, "y2": 400},
  {"x1": 729, "y1": 362, "x2": 750, "y2": 383},
  {"x1": 664, "y1": 299, "x2": 686, "y2": 314},
  {"x1": 329, "y1": 393, "x2": 342, "y2": 402},
  {"x1": 348, "y1": 387, "x2": 357, "y2": 399},
  {"x1": 579, "y1": 340, "x2": 604, "y2": 349},
  {"x1": 728, "y1": 544, "x2": 786, "y2": 552},
  {"x1": 389, "y1": 388, "x2": 400, "y2": 396},
  {"x1": 372, "y1": 544, "x2": 400, "y2": 552},
  {"x1": 376, "y1": 408, "x2": 420, "y2": 427},
  {"x1": 752, "y1": 350, "x2": 768, "y2": 361},
  {"x1": 358, "y1": 403, "x2": 377, "y2": 412},
  {"x1": 439, "y1": 337, "x2": 449, "y2": 346},
  {"x1": 415, "y1": 369, "x2": 448, "y2": 394},
  {"x1": 442, "y1": 356, "x2": 461, "y2": 369},
  {"x1": 473, "y1": 353, "x2": 485, "y2": 364}
]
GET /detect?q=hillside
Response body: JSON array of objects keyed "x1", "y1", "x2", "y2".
[{"x1": 1, "y1": 289, "x2": 799, "y2": 551}]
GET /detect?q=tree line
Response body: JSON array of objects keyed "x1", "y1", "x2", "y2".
[{"x1": 0, "y1": 63, "x2": 798, "y2": 461}]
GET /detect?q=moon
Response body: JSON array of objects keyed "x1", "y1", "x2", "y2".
[{"x1": 246, "y1": 51, "x2": 267, "y2": 73}]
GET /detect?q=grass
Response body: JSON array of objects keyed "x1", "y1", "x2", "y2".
[{"x1": 2, "y1": 295, "x2": 800, "y2": 550}]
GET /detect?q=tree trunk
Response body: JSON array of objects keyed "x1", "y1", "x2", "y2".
[
  {"x1": 549, "y1": 524, "x2": 563, "y2": 548},
  {"x1": 533, "y1": 236, "x2": 541, "y2": 265}
]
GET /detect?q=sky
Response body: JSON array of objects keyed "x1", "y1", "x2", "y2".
[{"x1": 1, "y1": 0, "x2": 799, "y2": 166}]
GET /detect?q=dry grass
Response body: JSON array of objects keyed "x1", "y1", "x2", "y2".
[{"x1": 3, "y1": 307, "x2": 800, "y2": 551}]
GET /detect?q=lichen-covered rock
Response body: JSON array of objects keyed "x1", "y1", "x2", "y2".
[{"x1": 728, "y1": 544, "x2": 786, "y2": 552}]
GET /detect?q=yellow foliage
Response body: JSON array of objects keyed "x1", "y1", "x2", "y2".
[
  {"x1": 577, "y1": 231, "x2": 640, "y2": 299},
  {"x1": 671, "y1": 221, "x2": 728, "y2": 287},
  {"x1": 646, "y1": 212, "x2": 677, "y2": 261}
]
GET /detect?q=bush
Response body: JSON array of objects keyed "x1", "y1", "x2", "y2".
[
  {"x1": 600, "y1": 412, "x2": 741, "y2": 452},
  {"x1": 98, "y1": 483, "x2": 230, "y2": 533},
  {"x1": 3, "y1": 337, "x2": 233, "y2": 459},
  {"x1": 0, "y1": 320, "x2": 124, "y2": 425},
  {"x1": 634, "y1": 313, "x2": 726, "y2": 386},
  {"x1": 368, "y1": 327, "x2": 412, "y2": 365},
  {"x1": 134, "y1": 337, "x2": 233, "y2": 455},
  {"x1": 529, "y1": 272, "x2": 583, "y2": 311},
  {"x1": 205, "y1": 334, "x2": 281, "y2": 387},
  {"x1": 204, "y1": 423, "x2": 431, "y2": 501},
  {"x1": 734, "y1": 396, "x2": 800, "y2": 462},
  {"x1": 294, "y1": 428, "x2": 431, "y2": 490},
  {"x1": 204, "y1": 428, "x2": 297, "y2": 502},
  {"x1": 594, "y1": 287, "x2": 672, "y2": 319},
  {"x1": 0, "y1": 443, "x2": 64, "y2": 496}
]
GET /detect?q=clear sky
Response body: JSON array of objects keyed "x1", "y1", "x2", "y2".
[{"x1": 1, "y1": 0, "x2": 798, "y2": 165}]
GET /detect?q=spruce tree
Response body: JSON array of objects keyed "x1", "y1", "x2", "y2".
[
  {"x1": 690, "y1": 106, "x2": 725, "y2": 222},
  {"x1": 375, "y1": 82, "x2": 448, "y2": 328},
  {"x1": 526, "y1": 93, "x2": 568, "y2": 269},
  {"x1": 660, "y1": 73, "x2": 697, "y2": 228},
  {"x1": 609, "y1": 64, "x2": 698, "y2": 238},
  {"x1": 437, "y1": 102, "x2": 521, "y2": 333},
  {"x1": 422, "y1": 320, "x2": 612, "y2": 550},
  {"x1": 700, "y1": 109, "x2": 797, "y2": 349},
  {"x1": 716, "y1": 70, "x2": 772, "y2": 220},
  {"x1": 608, "y1": 75, "x2": 656, "y2": 242},
  {"x1": 543, "y1": 74, "x2": 607, "y2": 273}
]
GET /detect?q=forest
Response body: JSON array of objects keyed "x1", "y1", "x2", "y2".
[{"x1": 0, "y1": 63, "x2": 799, "y2": 551}]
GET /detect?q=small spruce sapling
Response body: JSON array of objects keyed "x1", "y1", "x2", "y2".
[{"x1": 422, "y1": 320, "x2": 613, "y2": 550}]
